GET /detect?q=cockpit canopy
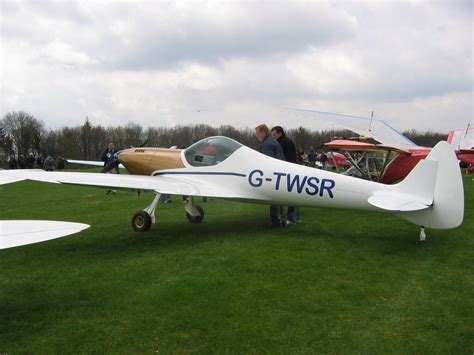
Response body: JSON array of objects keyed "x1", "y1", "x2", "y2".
[{"x1": 184, "y1": 136, "x2": 243, "y2": 167}]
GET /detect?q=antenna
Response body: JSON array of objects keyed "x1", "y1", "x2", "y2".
[
  {"x1": 368, "y1": 111, "x2": 374, "y2": 132},
  {"x1": 465, "y1": 123, "x2": 471, "y2": 138}
]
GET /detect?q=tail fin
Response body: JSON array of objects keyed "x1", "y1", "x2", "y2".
[{"x1": 396, "y1": 141, "x2": 464, "y2": 229}]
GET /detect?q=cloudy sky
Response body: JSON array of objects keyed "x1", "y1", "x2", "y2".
[{"x1": 1, "y1": 0, "x2": 472, "y2": 133}]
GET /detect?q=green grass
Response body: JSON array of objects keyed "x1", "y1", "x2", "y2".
[{"x1": 1, "y1": 173, "x2": 473, "y2": 353}]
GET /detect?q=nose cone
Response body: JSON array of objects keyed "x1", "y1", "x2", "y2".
[
  {"x1": 117, "y1": 148, "x2": 185, "y2": 176},
  {"x1": 117, "y1": 148, "x2": 149, "y2": 175}
]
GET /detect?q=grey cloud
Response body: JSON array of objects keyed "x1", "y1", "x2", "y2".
[
  {"x1": 111, "y1": 3, "x2": 357, "y2": 70},
  {"x1": 1, "y1": 1, "x2": 358, "y2": 70},
  {"x1": 0, "y1": 1, "x2": 471, "y2": 132}
]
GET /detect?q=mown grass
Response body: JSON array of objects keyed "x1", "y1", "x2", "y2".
[{"x1": 0, "y1": 173, "x2": 473, "y2": 353}]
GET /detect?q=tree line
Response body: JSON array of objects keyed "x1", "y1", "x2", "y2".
[{"x1": 1, "y1": 111, "x2": 449, "y2": 163}]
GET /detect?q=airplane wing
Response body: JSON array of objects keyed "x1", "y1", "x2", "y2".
[
  {"x1": 0, "y1": 220, "x2": 90, "y2": 249},
  {"x1": 67, "y1": 159, "x2": 125, "y2": 169},
  {"x1": 447, "y1": 127, "x2": 473, "y2": 150},
  {"x1": 324, "y1": 139, "x2": 411, "y2": 153},
  {"x1": 0, "y1": 169, "x2": 253, "y2": 200},
  {"x1": 0, "y1": 172, "x2": 25, "y2": 185},
  {"x1": 286, "y1": 108, "x2": 418, "y2": 148}
]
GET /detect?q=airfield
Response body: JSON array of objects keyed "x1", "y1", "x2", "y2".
[{"x1": 1, "y1": 171, "x2": 473, "y2": 353}]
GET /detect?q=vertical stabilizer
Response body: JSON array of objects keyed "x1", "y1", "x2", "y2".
[{"x1": 396, "y1": 141, "x2": 464, "y2": 229}]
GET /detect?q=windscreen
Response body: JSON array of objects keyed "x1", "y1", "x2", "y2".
[{"x1": 184, "y1": 136, "x2": 243, "y2": 167}]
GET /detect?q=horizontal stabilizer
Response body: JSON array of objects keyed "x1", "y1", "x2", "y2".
[
  {"x1": 368, "y1": 159, "x2": 438, "y2": 212},
  {"x1": 368, "y1": 193, "x2": 431, "y2": 211}
]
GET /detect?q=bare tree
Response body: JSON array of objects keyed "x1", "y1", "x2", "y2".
[
  {"x1": 1, "y1": 111, "x2": 45, "y2": 156},
  {"x1": 403, "y1": 129, "x2": 448, "y2": 147}
]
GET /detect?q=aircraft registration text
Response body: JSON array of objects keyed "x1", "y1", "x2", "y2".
[{"x1": 248, "y1": 170, "x2": 336, "y2": 198}]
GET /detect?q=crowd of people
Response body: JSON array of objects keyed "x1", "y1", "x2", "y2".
[{"x1": 7, "y1": 153, "x2": 66, "y2": 171}]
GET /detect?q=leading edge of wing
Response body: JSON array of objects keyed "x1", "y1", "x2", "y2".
[
  {"x1": 67, "y1": 159, "x2": 125, "y2": 169},
  {"x1": 0, "y1": 169, "x2": 253, "y2": 200},
  {"x1": 285, "y1": 107, "x2": 418, "y2": 147}
]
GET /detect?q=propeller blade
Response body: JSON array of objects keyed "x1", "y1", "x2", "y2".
[
  {"x1": 101, "y1": 159, "x2": 121, "y2": 173},
  {"x1": 139, "y1": 138, "x2": 148, "y2": 147}
]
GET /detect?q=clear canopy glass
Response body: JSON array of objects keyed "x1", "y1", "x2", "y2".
[{"x1": 184, "y1": 136, "x2": 243, "y2": 167}]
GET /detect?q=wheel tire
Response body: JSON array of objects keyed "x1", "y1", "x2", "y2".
[
  {"x1": 186, "y1": 205, "x2": 204, "y2": 223},
  {"x1": 132, "y1": 211, "x2": 152, "y2": 232}
]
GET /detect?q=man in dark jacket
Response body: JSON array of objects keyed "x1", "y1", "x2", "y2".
[
  {"x1": 8, "y1": 155, "x2": 17, "y2": 169},
  {"x1": 271, "y1": 126, "x2": 301, "y2": 224},
  {"x1": 101, "y1": 142, "x2": 118, "y2": 167},
  {"x1": 26, "y1": 153, "x2": 35, "y2": 169},
  {"x1": 255, "y1": 124, "x2": 285, "y2": 227},
  {"x1": 18, "y1": 155, "x2": 26, "y2": 169},
  {"x1": 271, "y1": 126, "x2": 297, "y2": 163}
]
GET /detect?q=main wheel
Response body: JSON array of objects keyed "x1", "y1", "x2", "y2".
[
  {"x1": 132, "y1": 211, "x2": 152, "y2": 232},
  {"x1": 186, "y1": 205, "x2": 204, "y2": 223}
]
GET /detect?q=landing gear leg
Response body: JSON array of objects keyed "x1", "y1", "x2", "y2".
[
  {"x1": 131, "y1": 193, "x2": 161, "y2": 232},
  {"x1": 185, "y1": 196, "x2": 204, "y2": 223},
  {"x1": 418, "y1": 226, "x2": 426, "y2": 244}
]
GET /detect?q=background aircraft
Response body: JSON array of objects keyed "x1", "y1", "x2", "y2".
[
  {"x1": 447, "y1": 126, "x2": 474, "y2": 169},
  {"x1": 286, "y1": 108, "x2": 473, "y2": 183},
  {"x1": 0, "y1": 136, "x2": 464, "y2": 243}
]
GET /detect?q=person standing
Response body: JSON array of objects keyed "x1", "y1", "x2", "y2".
[
  {"x1": 26, "y1": 153, "x2": 35, "y2": 169},
  {"x1": 36, "y1": 154, "x2": 43, "y2": 169},
  {"x1": 320, "y1": 152, "x2": 328, "y2": 170},
  {"x1": 307, "y1": 147, "x2": 316, "y2": 168},
  {"x1": 271, "y1": 126, "x2": 301, "y2": 224},
  {"x1": 43, "y1": 155, "x2": 56, "y2": 171},
  {"x1": 101, "y1": 142, "x2": 119, "y2": 194},
  {"x1": 18, "y1": 155, "x2": 26, "y2": 169},
  {"x1": 256, "y1": 124, "x2": 286, "y2": 228},
  {"x1": 57, "y1": 156, "x2": 66, "y2": 171},
  {"x1": 8, "y1": 155, "x2": 17, "y2": 169}
]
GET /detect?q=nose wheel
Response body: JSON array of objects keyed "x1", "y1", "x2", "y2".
[{"x1": 131, "y1": 192, "x2": 160, "y2": 232}]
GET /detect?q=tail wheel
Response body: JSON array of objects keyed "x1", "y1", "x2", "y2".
[
  {"x1": 132, "y1": 211, "x2": 152, "y2": 232},
  {"x1": 186, "y1": 205, "x2": 204, "y2": 223}
]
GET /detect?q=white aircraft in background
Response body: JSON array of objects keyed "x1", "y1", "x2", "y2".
[{"x1": 0, "y1": 136, "x2": 464, "y2": 243}]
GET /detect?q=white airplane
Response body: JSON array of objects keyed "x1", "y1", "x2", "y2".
[{"x1": 0, "y1": 136, "x2": 464, "y2": 242}]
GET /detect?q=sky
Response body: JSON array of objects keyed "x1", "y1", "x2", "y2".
[{"x1": 0, "y1": 0, "x2": 472, "y2": 133}]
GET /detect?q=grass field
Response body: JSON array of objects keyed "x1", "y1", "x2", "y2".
[{"x1": 1, "y1": 172, "x2": 473, "y2": 353}]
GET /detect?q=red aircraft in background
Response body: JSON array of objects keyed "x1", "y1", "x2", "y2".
[
  {"x1": 287, "y1": 108, "x2": 473, "y2": 183},
  {"x1": 315, "y1": 151, "x2": 350, "y2": 169},
  {"x1": 448, "y1": 127, "x2": 474, "y2": 171}
]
